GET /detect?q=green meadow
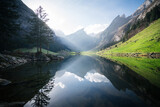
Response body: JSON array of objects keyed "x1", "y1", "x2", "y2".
[{"x1": 99, "y1": 19, "x2": 160, "y2": 55}]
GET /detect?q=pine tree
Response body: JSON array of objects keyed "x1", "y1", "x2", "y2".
[
  {"x1": 28, "y1": 6, "x2": 53, "y2": 54},
  {"x1": 27, "y1": 14, "x2": 40, "y2": 52},
  {"x1": 44, "y1": 28, "x2": 55, "y2": 54},
  {"x1": 36, "y1": 6, "x2": 49, "y2": 53}
]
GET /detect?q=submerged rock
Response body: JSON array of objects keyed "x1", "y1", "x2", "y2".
[{"x1": 0, "y1": 78, "x2": 11, "y2": 86}]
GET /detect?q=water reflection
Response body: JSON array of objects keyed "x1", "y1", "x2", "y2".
[
  {"x1": 0, "y1": 61, "x2": 63, "y2": 106},
  {"x1": 31, "y1": 78, "x2": 54, "y2": 107},
  {"x1": 24, "y1": 56, "x2": 160, "y2": 107},
  {"x1": 0, "y1": 56, "x2": 160, "y2": 107},
  {"x1": 84, "y1": 70, "x2": 109, "y2": 83}
]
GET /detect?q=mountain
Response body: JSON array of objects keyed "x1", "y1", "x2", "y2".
[
  {"x1": 95, "y1": 14, "x2": 131, "y2": 50},
  {"x1": 132, "y1": 0, "x2": 154, "y2": 17},
  {"x1": 137, "y1": 0, "x2": 160, "y2": 20},
  {"x1": 98, "y1": 18, "x2": 160, "y2": 55},
  {"x1": 112, "y1": 0, "x2": 159, "y2": 42},
  {"x1": 54, "y1": 29, "x2": 66, "y2": 37},
  {"x1": 95, "y1": 0, "x2": 156, "y2": 50},
  {"x1": 62, "y1": 29, "x2": 98, "y2": 51},
  {"x1": 0, "y1": 0, "x2": 69, "y2": 52}
]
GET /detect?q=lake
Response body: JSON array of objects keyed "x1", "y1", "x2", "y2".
[{"x1": 0, "y1": 55, "x2": 160, "y2": 107}]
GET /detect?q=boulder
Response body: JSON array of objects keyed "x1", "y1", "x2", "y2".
[
  {"x1": 0, "y1": 53, "x2": 28, "y2": 69},
  {"x1": 46, "y1": 54, "x2": 64, "y2": 60},
  {"x1": 35, "y1": 53, "x2": 50, "y2": 61}
]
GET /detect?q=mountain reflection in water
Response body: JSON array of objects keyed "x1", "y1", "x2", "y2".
[
  {"x1": 24, "y1": 56, "x2": 160, "y2": 107},
  {"x1": 0, "y1": 56, "x2": 159, "y2": 107}
]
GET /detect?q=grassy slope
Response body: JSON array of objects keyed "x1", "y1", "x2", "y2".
[
  {"x1": 81, "y1": 51, "x2": 96, "y2": 56},
  {"x1": 105, "y1": 56, "x2": 160, "y2": 88},
  {"x1": 96, "y1": 19, "x2": 160, "y2": 88},
  {"x1": 99, "y1": 19, "x2": 160, "y2": 54},
  {"x1": 14, "y1": 47, "x2": 57, "y2": 55}
]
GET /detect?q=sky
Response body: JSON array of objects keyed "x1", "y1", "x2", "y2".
[{"x1": 22, "y1": 0, "x2": 145, "y2": 35}]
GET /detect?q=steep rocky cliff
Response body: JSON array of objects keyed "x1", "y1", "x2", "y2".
[
  {"x1": 95, "y1": 0, "x2": 157, "y2": 50},
  {"x1": 112, "y1": 0, "x2": 160, "y2": 41},
  {"x1": 95, "y1": 15, "x2": 131, "y2": 50},
  {"x1": 112, "y1": 0, "x2": 160, "y2": 42}
]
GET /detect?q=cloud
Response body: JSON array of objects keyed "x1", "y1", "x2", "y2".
[
  {"x1": 84, "y1": 71, "x2": 109, "y2": 83},
  {"x1": 84, "y1": 24, "x2": 108, "y2": 35},
  {"x1": 65, "y1": 72, "x2": 84, "y2": 82},
  {"x1": 74, "y1": 75, "x2": 84, "y2": 82},
  {"x1": 55, "y1": 82, "x2": 65, "y2": 88}
]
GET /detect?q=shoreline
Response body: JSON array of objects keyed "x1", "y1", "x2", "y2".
[
  {"x1": 0, "y1": 52, "x2": 64, "y2": 70},
  {"x1": 97, "y1": 52, "x2": 160, "y2": 58}
]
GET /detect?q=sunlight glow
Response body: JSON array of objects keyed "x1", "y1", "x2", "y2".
[
  {"x1": 84, "y1": 24, "x2": 108, "y2": 35},
  {"x1": 22, "y1": 0, "x2": 144, "y2": 35}
]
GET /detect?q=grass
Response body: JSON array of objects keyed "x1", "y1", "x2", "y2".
[
  {"x1": 81, "y1": 51, "x2": 97, "y2": 56},
  {"x1": 70, "y1": 52, "x2": 77, "y2": 55},
  {"x1": 98, "y1": 19, "x2": 160, "y2": 55},
  {"x1": 14, "y1": 47, "x2": 58, "y2": 55},
  {"x1": 96, "y1": 19, "x2": 160, "y2": 88},
  {"x1": 103, "y1": 56, "x2": 160, "y2": 88}
]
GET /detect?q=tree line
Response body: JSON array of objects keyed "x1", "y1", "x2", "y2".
[
  {"x1": 0, "y1": 0, "x2": 55, "y2": 53},
  {"x1": 26, "y1": 6, "x2": 55, "y2": 54},
  {"x1": 122, "y1": 4, "x2": 160, "y2": 42}
]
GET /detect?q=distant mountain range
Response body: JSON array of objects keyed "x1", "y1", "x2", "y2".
[
  {"x1": 60, "y1": 29, "x2": 98, "y2": 51},
  {"x1": 60, "y1": 0, "x2": 159, "y2": 51},
  {"x1": 54, "y1": 29, "x2": 66, "y2": 37},
  {"x1": 1, "y1": 0, "x2": 159, "y2": 52}
]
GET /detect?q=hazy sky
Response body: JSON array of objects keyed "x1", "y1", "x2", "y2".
[{"x1": 22, "y1": 0, "x2": 145, "y2": 35}]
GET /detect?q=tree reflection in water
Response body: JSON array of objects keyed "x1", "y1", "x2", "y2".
[
  {"x1": 24, "y1": 56, "x2": 160, "y2": 107},
  {"x1": 31, "y1": 78, "x2": 54, "y2": 107},
  {"x1": 30, "y1": 62, "x2": 55, "y2": 107}
]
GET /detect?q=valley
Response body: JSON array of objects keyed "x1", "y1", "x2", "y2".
[{"x1": 0, "y1": 0, "x2": 160, "y2": 107}]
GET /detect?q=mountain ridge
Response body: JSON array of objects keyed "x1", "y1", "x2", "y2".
[
  {"x1": 0, "y1": 0, "x2": 70, "y2": 52},
  {"x1": 94, "y1": 0, "x2": 156, "y2": 50},
  {"x1": 59, "y1": 28, "x2": 98, "y2": 51}
]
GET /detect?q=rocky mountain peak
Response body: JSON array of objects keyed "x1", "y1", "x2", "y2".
[
  {"x1": 132, "y1": 0, "x2": 154, "y2": 17},
  {"x1": 120, "y1": 14, "x2": 126, "y2": 18}
]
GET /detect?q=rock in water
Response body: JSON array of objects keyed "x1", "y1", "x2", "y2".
[{"x1": 0, "y1": 78, "x2": 11, "y2": 86}]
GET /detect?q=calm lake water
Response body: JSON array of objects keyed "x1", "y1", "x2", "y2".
[{"x1": 0, "y1": 55, "x2": 160, "y2": 107}]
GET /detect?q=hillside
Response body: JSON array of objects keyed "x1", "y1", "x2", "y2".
[
  {"x1": 95, "y1": 0, "x2": 157, "y2": 50},
  {"x1": 98, "y1": 18, "x2": 160, "y2": 55},
  {"x1": 112, "y1": 0, "x2": 160, "y2": 42},
  {"x1": 94, "y1": 15, "x2": 131, "y2": 50},
  {"x1": 63, "y1": 29, "x2": 97, "y2": 51},
  {"x1": 0, "y1": 0, "x2": 70, "y2": 52}
]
